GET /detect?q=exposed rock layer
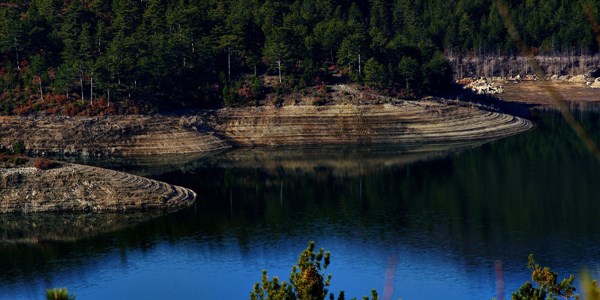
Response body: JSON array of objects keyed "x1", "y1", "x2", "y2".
[
  {"x1": 0, "y1": 99, "x2": 533, "y2": 215},
  {"x1": 0, "y1": 163, "x2": 196, "y2": 213},
  {"x1": 0, "y1": 115, "x2": 230, "y2": 156},
  {"x1": 213, "y1": 102, "x2": 533, "y2": 146}
]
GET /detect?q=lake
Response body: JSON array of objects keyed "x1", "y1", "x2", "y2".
[{"x1": 1, "y1": 110, "x2": 600, "y2": 299}]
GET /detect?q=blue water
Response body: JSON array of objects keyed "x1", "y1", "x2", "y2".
[{"x1": 2, "y1": 112, "x2": 600, "y2": 299}]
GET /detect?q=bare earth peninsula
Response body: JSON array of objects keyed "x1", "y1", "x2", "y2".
[{"x1": 0, "y1": 85, "x2": 533, "y2": 214}]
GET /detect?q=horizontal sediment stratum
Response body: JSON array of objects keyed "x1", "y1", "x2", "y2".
[
  {"x1": 0, "y1": 99, "x2": 533, "y2": 215},
  {"x1": 0, "y1": 163, "x2": 196, "y2": 213},
  {"x1": 0, "y1": 101, "x2": 532, "y2": 157},
  {"x1": 214, "y1": 101, "x2": 533, "y2": 146},
  {"x1": 0, "y1": 115, "x2": 231, "y2": 156}
]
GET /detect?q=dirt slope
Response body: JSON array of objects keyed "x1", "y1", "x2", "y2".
[
  {"x1": 0, "y1": 115, "x2": 230, "y2": 156},
  {"x1": 0, "y1": 163, "x2": 196, "y2": 213},
  {"x1": 214, "y1": 101, "x2": 532, "y2": 146}
]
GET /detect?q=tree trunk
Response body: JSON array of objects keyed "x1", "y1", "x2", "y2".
[
  {"x1": 227, "y1": 47, "x2": 231, "y2": 83},
  {"x1": 80, "y1": 77, "x2": 84, "y2": 103},
  {"x1": 358, "y1": 53, "x2": 362, "y2": 74},
  {"x1": 14, "y1": 38, "x2": 20, "y2": 70},
  {"x1": 330, "y1": 47, "x2": 334, "y2": 63},
  {"x1": 278, "y1": 60, "x2": 282, "y2": 83},
  {"x1": 90, "y1": 76, "x2": 93, "y2": 106},
  {"x1": 38, "y1": 77, "x2": 44, "y2": 101}
]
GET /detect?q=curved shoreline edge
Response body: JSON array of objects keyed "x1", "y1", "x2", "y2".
[
  {"x1": 0, "y1": 99, "x2": 533, "y2": 214},
  {"x1": 0, "y1": 100, "x2": 533, "y2": 156},
  {"x1": 214, "y1": 101, "x2": 533, "y2": 147},
  {"x1": 0, "y1": 163, "x2": 196, "y2": 213}
]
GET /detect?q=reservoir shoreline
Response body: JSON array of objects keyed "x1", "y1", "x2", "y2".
[{"x1": 0, "y1": 92, "x2": 536, "y2": 214}]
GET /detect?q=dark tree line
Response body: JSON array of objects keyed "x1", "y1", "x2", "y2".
[{"x1": 0, "y1": 0, "x2": 599, "y2": 113}]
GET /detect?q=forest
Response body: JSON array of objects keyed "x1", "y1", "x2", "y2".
[{"x1": 1, "y1": 0, "x2": 600, "y2": 114}]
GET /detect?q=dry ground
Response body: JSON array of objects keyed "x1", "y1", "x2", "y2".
[{"x1": 498, "y1": 81, "x2": 600, "y2": 106}]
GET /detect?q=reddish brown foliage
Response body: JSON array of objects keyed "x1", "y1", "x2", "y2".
[
  {"x1": 33, "y1": 157, "x2": 54, "y2": 170},
  {"x1": 238, "y1": 85, "x2": 255, "y2": 100}
]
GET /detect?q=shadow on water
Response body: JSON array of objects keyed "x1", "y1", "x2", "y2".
[
  {"x1": 0, "y1": 212, "x2": 166, "y2": 244},
  {"x1": 2, "y1": 111, "x2": 600, "y2": 299}
]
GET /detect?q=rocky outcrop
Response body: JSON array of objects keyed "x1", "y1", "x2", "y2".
[
  {"x1": 0, "y1": 163, "x2": 196, "y2": 213},
  {"x1": 0, "y1": 115, "x2": 231, "y2": 157},
  {"x1": 567, "y1": 74, "x2": 589, "y2": 83},
  {"x1": 213, "y1": 101, "x2": 532, "y2": 146},
  {"x1": 589, "y1": 78, "x2": 600, "y2": 89},
  {"x1": 462, "y1": 78, "x2": 505, "y2": 94}
]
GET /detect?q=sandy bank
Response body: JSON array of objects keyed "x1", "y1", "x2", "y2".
[
  {"x1": 498, "y1": 81, "x2": 600, "y2": 107},
  {"x1": 0, "y1": 115, "x2": 230, "y2": 156},
  {"x1": 0, "y1": 163, "x2": 196, "y2": 213},
  {"x1": 213, "y1": 101, "x2": 533, "y2": 146},
  {"x1": 0, "y1": 101, "x2": 532, "y2": 157},
  {"x1": 0, "y1": 96, "x2": 534, "y2": 215}
]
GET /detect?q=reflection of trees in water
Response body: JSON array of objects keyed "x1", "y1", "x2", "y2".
[
  {"x1": 0, "y1": 212, "x2": 163, "y2": 243},
  {"x1": 0, "y1": 211, "x2": 169, "y2": 285},
  {"x1": 176, "y1": 111, "x2": 600, "y2": 263},
  {"x1": 2, "y1": 112, "x2": 600, "y2": 288}
]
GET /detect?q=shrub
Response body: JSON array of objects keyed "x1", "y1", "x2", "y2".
[
  {"x1": 46, "y1": 288, "x2": 75, "y2": 300},
  {"x1": 512, "y1": 254, "x2": 577, "y2": 300},
  {"x1": 250, "y1": 241, "x2": 378, "y2": 300},
  {"x1": 12, "y1": 140, "x2": 25, "y2": 154},
  {"x1": 8, "y1": 157, "x2": 27, "y2": 165},
  {"x1": 34, "y1": 157, "x2": 54, "y2": 170},
  {"x1": 364, "y1": 58, "x2": 386, "y2": 88}
]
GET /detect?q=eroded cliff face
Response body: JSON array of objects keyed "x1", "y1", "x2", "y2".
[
  {"x1": 0, "y1": 163, "x2": 196, "y2": 213},
  {"x1": 0, "y1": 115, "x2": 230, "y2": 156},
  {"x1": 213, "y1": 101, "x2": 532, "y2": 147}
]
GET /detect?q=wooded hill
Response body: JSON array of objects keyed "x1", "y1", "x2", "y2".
[{"x1": 0, "y1": 0, "x2": 599, "y2": 114}]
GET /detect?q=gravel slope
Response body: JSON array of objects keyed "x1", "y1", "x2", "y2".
[{"x1": 0, "y1": 163, "x2": 196, "y2": 213}]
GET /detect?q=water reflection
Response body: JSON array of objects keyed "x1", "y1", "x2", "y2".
[
  {"x1": 2, "y1": 112, "x2": 600, "y2": 299},
  {"x1": 0, "y1": 212, "x2": 165, "y2": 244}
]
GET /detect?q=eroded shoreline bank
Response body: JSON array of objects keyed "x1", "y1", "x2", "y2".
[
  {"x1": 0, "y1": 100, "x2": 533, "y2": 156},
  {"x1": 0, "y1": 163, "x2": 196, "y2": 214},
  {"x1": 0, "y1": 97, "x2": 534, "y2": 215}
]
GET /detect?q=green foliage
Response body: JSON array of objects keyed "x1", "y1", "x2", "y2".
[
  {"x1": 12, "y1": 140, "x2": 25, "y2": 155},
  {"x1": 46, "y1": 288, "x2": 75, "y2": 300},
  {"x1": 0, "y1": 0, "x2": 457, "y2": 109},
  {"x1": 289, "y1": 241, "x2": 331, "y2": 300},
  {"x1": 8, "y1": 157, "x2": 27, "y2": 165},
  {"x1": 363, "y1": 58, "x2": 386, "y2": 88},
  {"x1": 512, "y1": 254, "x2": 577, "y2": 300},
  {"x1": 422, "y1": 52, "x2": 453, "y2": 93},
  {"x1": 581, "y1": 270, "x2": 600, "y2": 300},
  {"x1": 250, "y1": 241, "x2": 377, "y2": 300},
  {"x1": 250, "y1": 269, "x2": 294, "y2": 300},
  {"x1": 5, "y1": 0, "x2": 597, "y2": 109},
  {"x1": 223, "y1": 80, "x2": 243, "y2": 107}
]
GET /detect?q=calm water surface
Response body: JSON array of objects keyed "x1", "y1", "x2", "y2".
[{"x1": 2, "y1": 111, "x2": 600, "y2": 299}]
